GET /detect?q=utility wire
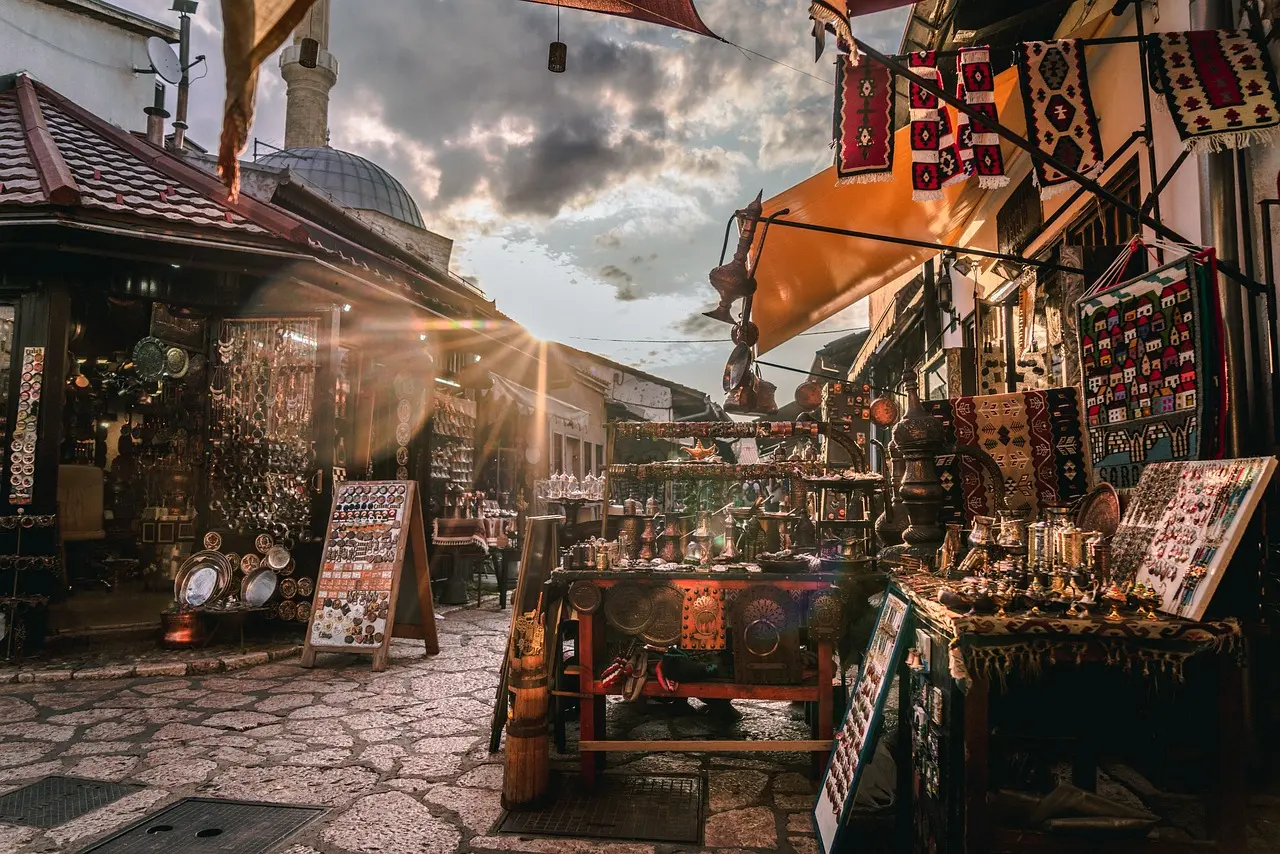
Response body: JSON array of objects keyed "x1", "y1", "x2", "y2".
[{"x1": 566, "y1": 327, "x2": 869, "y2": 344}]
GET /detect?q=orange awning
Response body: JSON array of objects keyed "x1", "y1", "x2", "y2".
[{"x1": 751, "y1": 65, "x2": 1024, "y2": 354}]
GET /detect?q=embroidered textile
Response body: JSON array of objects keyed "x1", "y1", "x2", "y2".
[
  {"x1": 1016, "y1": 39, "x2": 1105, "y2": 200},
  {"x1": 1077, "y1": 254, "x2": 1223, "y2": 489},
  {"x1": 908, "y1": 51, "x2": 946, "y2": 201},
  {"x1": 1147, "y1": 29, "x2": 1280, "y2": 152},
  {"x1": 923, "y1": 388, "x2": 1090, "y2": 524},
  {"x1": 957, "y1": 47, "x2": 1008, "y2": 189},
  {"x1": 834, "y1": 56, "x2": 895, "y2": 184}
]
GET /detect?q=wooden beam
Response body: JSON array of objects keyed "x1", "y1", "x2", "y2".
[
  {"x1": 14, "y1": 76, "x2": 81, "y2": 207},
  {"x1": 578, "y1": 740, "x2": 832, "y2": 753}
]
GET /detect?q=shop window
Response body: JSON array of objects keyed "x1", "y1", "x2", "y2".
[
  {"x1": 596, "y1": 444, "x2": 604, "y2": 472},
  {"x1": 552, "y1": 432, "x2": 563, "y2": 473},
  {"x1": 923, "y1": 354, "x2": 948, "y2": 402},
  {"x1": 998, "y1": 174, "x2": 1044, "y2": 256},
  {"x1": 1065, "y1": 158, "x2": 1141, "y2": 249},
  {"x1": 566, "y1": 437, "x2": 582, "y2": 477}
]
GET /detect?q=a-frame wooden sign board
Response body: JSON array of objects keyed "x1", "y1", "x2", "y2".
[{"x1": 301, "y1": 480, "x2": 439, "y2": 672}]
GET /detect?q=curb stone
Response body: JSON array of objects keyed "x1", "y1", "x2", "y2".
[{"x1": 0, "y1": 644, "x2": 302, "y2": 683}]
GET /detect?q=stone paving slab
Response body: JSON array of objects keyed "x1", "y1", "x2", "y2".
[{"x1": 0, "y1": 603, "x2": 1274, "y2": 854}]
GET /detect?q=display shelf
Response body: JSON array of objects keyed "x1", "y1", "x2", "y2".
[{"x1": 607, "y1": 460, "x2": 834, "y2": 481}]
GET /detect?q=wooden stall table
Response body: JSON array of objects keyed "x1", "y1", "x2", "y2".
[
  {"x1": 431, "y1": 518, "x2": 499, "y2": 606},
  {"x1": 893, "y1": 571, "x2": 1246, "y2": 854},
  {"x1": 551, "y1": 567, "x2": 851, "y2": 787}
]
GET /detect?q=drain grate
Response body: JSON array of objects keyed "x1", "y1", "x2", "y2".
[
  {"x1": 0, "y1": 776, "x2": 142, "y2": 828},
  {"x1": 73, "y1": 798, "x2": 324, "y2": 853},
  {"x1": 498, "y1": 773, "x2": 703, "y2": 844}
]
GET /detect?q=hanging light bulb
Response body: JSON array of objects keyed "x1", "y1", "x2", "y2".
[{"x1": 549, "y1": 3, "x2": 566, "y2": 72}]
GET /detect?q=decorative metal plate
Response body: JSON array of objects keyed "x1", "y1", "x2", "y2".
[
  {"x1": 254, "y1": 533, "x2": 273, "y2": 554},
  {"x1": 397, "y1": 399, "x2": 412, "y2": 423},
  {"x1": 241, "y1": 568, "x2": 277, "y2": 608},
  {"x1": 497, "y1": 773, "x2": 702, "y2": 844},
  {"x1": 239, "y1": 553, "x2": 259, "y2": 573},
  {"x1": 1076, "y1": 482, "x2": 1121, "y2": 538},
  {"x1": 568, "y1": 581, "x2": 602, "y2": 614},
  {"x1": 395, "y1": 423, "x2": 412, "y2": 446},
  {"x1": 280, "y1": 578, "x2": 297, "y2": 600},
  {"x1": 174, "y1": 550, "x2": 232, "y2": 607},
  {"x1": 295, "y1": 600, "x2": 311, "y2": 621},
  {"x1": 72, "y1": 797, "x2": 323, "y2": 853},
  {"x1": 296, "y1": 577, "x2": 313, "y2": 598},
  {"x1": 264, "y1": 546, "x2": 291, "y2": 571},
  {"x1": 132, "y1": 337, "x2": 165, "y2": 381},
  {"x1": 163, "y1": 346, "x2": 189, "y2": 378},
  {"x1": 0, "y1": 776, "x2": 141, "y2": 828},
  {"x1": 202, "y1": 531, "x2": 222, "y2": 551},
  {"x1": 642, "y1": 585, "x2": 683, "y2": 646},
  {"x1": 278, "y1": 600, "x2": 296, "y2": 621},
  {"x1": 604, "y1": 581, "x2": 652, "y2": 635}
]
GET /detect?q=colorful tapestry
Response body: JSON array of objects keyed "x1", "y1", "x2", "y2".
[
  {"x1": 923, "y1": 388, "x2": 1090, "y2": 524},
  {"x1": 1077, "y1": 255, "x2": 1223, "y2": 489},
  {"x1": 957, "y1": 47, "x2": 1008, "y2": 189},
  {"x1": 834, "y1": 55, "x2": 894, "y2": 184},
  {"x1": 1016, "y1": 39, "x2": 1105, "y2": 200},
  {"x1": 908, "y1": 51, "x2": 944, "y2": 201},
  {"x1": 1115, "y1": 457, "x2": 1276, "y2": 621},
  {"x1": 1147, "y1": 29, "x2": 1280, "y2": 152}
]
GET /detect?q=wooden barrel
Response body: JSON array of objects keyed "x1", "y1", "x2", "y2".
[{"x1": 502, "y1": 652, "x2": 550, "y2": 810}]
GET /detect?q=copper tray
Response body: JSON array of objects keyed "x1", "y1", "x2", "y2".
[
  {"x1": 1076, "y1": 483, "x2": 1121, "y2": 538},
  {"x1": 642, "y1": 584, "x2": 683, "y2": 646},
  {"x1": 604, "y1": 581, "x2": 652, "y2": 635},
  {"x1": 174, "y1": 550, "x2": 233, "y2": 607},
  {"x1": 568, "y1": 581, "x2": 602, "y2": 614}
]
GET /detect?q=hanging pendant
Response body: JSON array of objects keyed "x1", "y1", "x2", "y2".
[{"x1": 549, "y1": 41, "x2": 566, "y2": 73}]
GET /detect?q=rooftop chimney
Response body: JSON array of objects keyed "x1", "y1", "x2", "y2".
[
  {"x1": 170, "y1": 0, "x2": 198, "y2": 151},
  {"x1": 145, "y1": 82, "x2": 170, "y2": 146},
  {"x1": 280, "y1": 0, "x2": 338, "y2": 150}
]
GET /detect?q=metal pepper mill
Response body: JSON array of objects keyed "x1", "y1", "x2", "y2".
[{"x1": 887, "y1": 371, "x2": 946, "y2": 566}]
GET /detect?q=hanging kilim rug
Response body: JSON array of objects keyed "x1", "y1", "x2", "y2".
[
  {"x1": 1147, "y1": 29, "x2": 1280, "y2": 152},
  {"x1": 908, "y1": 50, "x2": 944, "y2": 201},
  {"x1": 957, "y1": 46, "x2": 1008, "y2": 189},
  {"x1": 1015, "y1": 39, "x2": 1104, "y2": 200},
  {"x1": 922, "y1": 388, "x2": 1089, "y2": 524},
  {"x1": 834, "y1": 55, "x2": 895, "y2": 184},
  {"x1": 1076, "y1": 254, "x2": 1223, "y2": 489}
]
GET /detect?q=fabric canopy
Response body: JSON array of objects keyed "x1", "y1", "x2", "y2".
[
  {"x1": 518, "y1": 0, "x2": 718, "y2": 37},
  {"x1": 488, "y1": 374, "x2": 591, "y2": 430},
  {"x1": 216, "y1": 0, "x2": 717, "y2": 194},
  {"x1": 750, "y1": 66, "x2": 1023, "y2": 354}
]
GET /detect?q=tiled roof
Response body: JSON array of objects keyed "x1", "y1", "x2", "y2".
[{"x1": 0, "y1": 74, "x2": 306, "y2": 242}]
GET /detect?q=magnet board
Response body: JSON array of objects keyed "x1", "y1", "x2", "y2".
[
  {"x1": 301, "y1": 480, "x2": 438, "y2": 672},
  {"x1": 1114, "y1": 456, "x2": 1276, "y2": 620},
  {"x1": 813, "y1": 588, "x2": 912, "y2": 854}
]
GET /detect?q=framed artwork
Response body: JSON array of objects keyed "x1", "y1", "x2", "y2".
[
  {"x1": 813, "y1": 589, "x2": 912, "y2": 854},
  {"x1": 1114, "y1": 456, "x2": 1276, "y2": 620}
]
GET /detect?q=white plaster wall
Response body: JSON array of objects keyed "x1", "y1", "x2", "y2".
[
  {"x1": 0, "y1": 0, "x2": 166, "y2": 131},
  {"x1": 609, "y1": 373, "x2": 673, "y2": 421}
]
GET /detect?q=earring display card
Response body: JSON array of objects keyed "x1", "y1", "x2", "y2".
[
  {"x1": 813, "y1": 589, "x2": 912, "y2": 854},
  {"x1": 1112, "y1": 456, "x2": 1276, "y2": 620},
  {"x1": 8, "y1": 348, "x2": 44, "y2": 506}
]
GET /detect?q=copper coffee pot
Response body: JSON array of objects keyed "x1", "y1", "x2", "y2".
[{"x1": 704, "y1": 192, "x2": 763, "y2": 323}]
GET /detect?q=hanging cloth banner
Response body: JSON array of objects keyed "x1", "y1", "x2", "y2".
[
  {"x1": 956, "y1": 47, "x2": 1009, "y2": 190},
  {"x1": 1147, "y1": 29, "x2": 1280, "y2": 153},
  {"x1": 908, "y1": 51, "x2": 944, "y2": 201},
  {"x1": 834, "y1": 55, "x2": 895, "y2": 184},
  {"x1": 1015, "y1": 39, "x2": 1106, "y2": 200},
  {"x1": 517, "y1": 0, "x2": 720, "y2": 38}
]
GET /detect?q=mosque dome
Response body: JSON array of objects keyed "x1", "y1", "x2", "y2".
[{"x1": 256, "y1": 147, "x2": 424, "y2": 228}]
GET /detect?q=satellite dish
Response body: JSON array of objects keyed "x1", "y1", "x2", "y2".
[{"x1": 146, "y1": 37, "x2": 182, "y2": 84}]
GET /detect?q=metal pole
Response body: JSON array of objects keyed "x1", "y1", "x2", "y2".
[
  {"x1": 172, "y1": 10, "x2": 191, "y2": 151},
  {"x1": 854, "y1": 37, "x2": 1265, "y2": 294},
  {"x1": 1139, "y1": 147, "x2": 1194, "y2": 216},
  {"x1": 764, "y1": 218, "x2": 1086, "y2": 274},
  {"x1": 1129, "y1": 1, "x2": 1165, "y2": 263},
  {"x1": 1261, "y1": 200, "x2": 1280, "y2": 447}
]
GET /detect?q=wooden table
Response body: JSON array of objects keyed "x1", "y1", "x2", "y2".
[
  {"x1": 893, "y1": 572, "x2": 1246, "y2": 854},
  {"x1": 553, "y1": 568, "x2": 846, "y2": 787}
]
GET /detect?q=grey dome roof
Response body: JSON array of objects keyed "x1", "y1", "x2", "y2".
[{"x1": 256, "y1": 147, "x2": 424, "y2": 228}]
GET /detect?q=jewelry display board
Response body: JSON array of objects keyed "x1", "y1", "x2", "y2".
[
  {"x1": 8, "y1": 348, "x2": 43, "y2": 505},
  {"x1": 208, "y1": 318, "x2": 318, "y2": 542},
  {"x1": 1113, "y1": 456, "x2": 1276, "y2": 620},
  {"x1": 300, "y1": 480, "x2": 438, "y2": 671},
  {"x1": 814, "y1": 589, "x2": 912, "y2": 854}
]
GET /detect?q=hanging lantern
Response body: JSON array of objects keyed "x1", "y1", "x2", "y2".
[{"x1": 549, "y1": 41, "x2": 567, "y2": 73}]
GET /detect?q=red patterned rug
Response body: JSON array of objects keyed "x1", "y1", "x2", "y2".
[
  {"x1": 834, "y1": 55, "x2": 894, "y2": 184},
  {"x1": 1016, "y1": 39, "x2": 1105, "y2": 200}
]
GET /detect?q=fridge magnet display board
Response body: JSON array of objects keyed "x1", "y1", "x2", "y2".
[
  {"x1": 1113, "y1": 457, "x2": 1276, "y2": 620},
  {"x1": 813, "y1": 588, "x2": 912, "y2": 854},
  {"x1": 301, "y1": 480, "x2": 439, "y2": 672}
]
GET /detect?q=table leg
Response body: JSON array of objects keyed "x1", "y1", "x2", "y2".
[
  {"x1": 813, "y1": 637, "x2": 835, "y2": 778},
  {"x1": 578, "y1": 609, "x2": 605, "y2": 786},
  {"x1": 963, "y1": 676, "x2": 991, "y2": 854},
  {"x1": 497, "y1": 552, "x2": 509, "y2": 610},
  {"x1": 1214, "y1": 658, "x2": 1246, "y2": 853}
]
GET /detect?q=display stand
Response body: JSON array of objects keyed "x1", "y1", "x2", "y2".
[{"x1": 300, "y1": 480, "x2": 438, "y2": 672}]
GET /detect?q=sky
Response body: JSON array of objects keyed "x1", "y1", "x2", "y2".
[{"x1": 112, "y1": 0, "x2": 910, "y2": 401}]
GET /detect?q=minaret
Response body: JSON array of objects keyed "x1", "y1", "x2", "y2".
[{"x1": 279, "y1": 0, "x2": 338, "y2": 150}]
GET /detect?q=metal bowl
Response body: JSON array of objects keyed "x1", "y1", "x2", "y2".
[{"x1": 174, "y1": 550, "x2": 233, "y2": 607}]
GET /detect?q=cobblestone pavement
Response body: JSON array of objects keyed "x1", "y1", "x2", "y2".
[{"x1": 0, "y1": 604, "x2": 823, "y2": 854}]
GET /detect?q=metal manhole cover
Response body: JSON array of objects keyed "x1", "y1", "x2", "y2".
[
  {"x1": 498, "y1": 773, "x2": 702, "y2": 844},
  {"x1": 0, "y1": 776, "x2": 142, "y2": 828},
  {"x1": 73, "y1": 798, "x2": 324, "y2": 853}
]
